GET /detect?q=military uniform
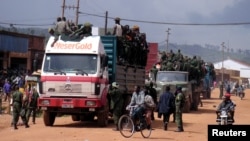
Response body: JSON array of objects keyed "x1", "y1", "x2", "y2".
[
  {"x1": 109, "y1": 82, "x2": 124, "y2": 131},
  {"x1": 148, "y1": 82, "x2": 157, "y2": 120},
  {"x1": 26, "y1": 88, "x2": 40, "y2": 124},
  {"x1": 12, "y1": 87, "x2": 29, "y2": 129},
  {"x1": 70, "y1": 22, "x2": 92, "y2": 40},
  {"x1": 175, "y1": 86, "x2": 185, "y2": 132}
]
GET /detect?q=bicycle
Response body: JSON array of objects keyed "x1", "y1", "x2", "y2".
[{"x1": 118, "y1": 105, "x2": 152, "y2": 138}]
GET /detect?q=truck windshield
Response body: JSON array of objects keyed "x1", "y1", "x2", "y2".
[
  {"x1": 43, "y1": 54, "x2": 97, "y2": 74},
  {"x1": 157, "y1": 72, "x2": 188, "y2": 82}
]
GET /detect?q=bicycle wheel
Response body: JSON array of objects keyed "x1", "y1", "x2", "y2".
[
  {"x1": 118, "y1": 115, "x2": 135, "y2": 138},
  {"x1": 140, "y1": 122, "x2": 152, "y2": 138}
]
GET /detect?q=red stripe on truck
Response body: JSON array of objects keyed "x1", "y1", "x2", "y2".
[{"x1": 41, "y1": 76, "x2": 108, "y2": 84}]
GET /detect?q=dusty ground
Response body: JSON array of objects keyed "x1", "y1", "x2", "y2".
[{"x1": 0, "y1": 88, "x2": 249, "y2": 141}]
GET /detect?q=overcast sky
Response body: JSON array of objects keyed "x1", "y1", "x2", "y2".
[{"x1": 1, "y1": 0, "x2": 250, "y2": 50}]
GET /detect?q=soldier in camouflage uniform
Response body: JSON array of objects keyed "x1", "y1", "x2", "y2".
[
  {"x1": 12, "y1": 85, "x2": 29, "y2": 130},
  {"x1": 161, "y1": 51, "x2": 167, "y2": 62},
  {"x1": 175, "y1": 86, "x2": 185, "y2": 132},
  {"x1": 26, "y1": 87, "x2": 40, "y2": 124},
  {"x1": 166, "y1": 59, "x2": 175, "y2": 71},
  {"x1": 70, "y1": 22, "x2": 93, "y2": 39},
  {"x1": 150, "y1": 65, "x2": 158, "y2": 82},
  {"x1": 109, "y1": 82, "x2": 124, "y2": 131},
  {"x1": 160, "y1": 60, "x2": 168, "y2": 71}
]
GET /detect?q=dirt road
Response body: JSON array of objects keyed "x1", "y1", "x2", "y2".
[{"x1": 0, "y1": 88, "x2": 249, "y2": 141}]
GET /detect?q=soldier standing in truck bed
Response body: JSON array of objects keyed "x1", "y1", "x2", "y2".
[{"x1": 112, "y1": 17, "x2": 124, "y2": 64}]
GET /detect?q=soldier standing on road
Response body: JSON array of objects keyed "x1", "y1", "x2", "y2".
[
  {"x1": 12, "y1": 85, "x2": 29, "y2": 130},
  {"x1": 148, "y1": 82, "x2": 157, "y2": 120},
  {"x1": 26, "y1": 87, "x2": 40, "y2": 124},
  {"x1": 175, "y1": 86, "x2": 185, "y2": 132},
  {"x1": 109, "y1": 82, "x2": 124, "y2": 131}
]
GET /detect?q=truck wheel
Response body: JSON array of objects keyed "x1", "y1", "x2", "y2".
[
  {"x1": 43, "y1": 111, "x2": 56, "y2": 126},
  {"x1": 72, "y1": 115, "x2": 80, "y2": 121},
  {"x1": 97, "y1": 101, "x2": 109, "y2": 127}
]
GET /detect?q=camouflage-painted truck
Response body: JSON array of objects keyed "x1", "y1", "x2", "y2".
[
  {"x1": 146, "y1": 71, "x2": 192, "y2": 113},
  {"x1": 146, "y1": 57, "x2": 216, "y2": 112}
]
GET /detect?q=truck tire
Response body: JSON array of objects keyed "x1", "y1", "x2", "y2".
[
  {"x1": 43, "y1": 111, "x2": 56, "y2": 126},
  {"x1": 191, "y1": 92, "x2": 199, "y2": 111},
  {"x1": 72, "y1": 115, "x2": 80, "y2": 121},
  {"x1": 97, "y1": 101, "x2": 109, "y2": 127}
]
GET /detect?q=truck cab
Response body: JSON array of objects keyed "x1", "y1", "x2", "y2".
[{"x1": 38, "y1": 36, "x2": 110, "y2": 127}]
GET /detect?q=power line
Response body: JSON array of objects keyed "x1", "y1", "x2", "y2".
[
  {"x1": 79, "y1": 12, "x2": 250, "y2": 26},
  {"x1": 2, "y1": 11, "x2": 250, "y2": 27},
  {"x1": 0, "y1": 21, "x2": 53, "y2": 27}
]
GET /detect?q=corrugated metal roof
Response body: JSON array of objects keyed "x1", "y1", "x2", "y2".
[
  {"x1": 0, "y1": 34, "x2": 28, "y2": 53},
  {"x1": 214, "y1": 58, "x2": 250, "y2": 71}
]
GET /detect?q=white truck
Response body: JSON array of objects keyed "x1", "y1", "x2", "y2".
[{"x1": 37, "y1": 35, "x2": 146, "y2": 127}]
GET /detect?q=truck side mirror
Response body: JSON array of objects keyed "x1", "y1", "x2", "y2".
[{"x1": 101, "y1": 55, "x2": 109, "y2": 68}]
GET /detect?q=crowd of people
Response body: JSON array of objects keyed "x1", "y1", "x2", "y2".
[
  {"x1": 0, "y1": 68, "x2": 40, "y2": 130},
  {"x1": 112, "y1": 17, "x2": 149, "y2": 67},
  {"x1": 108, "y1": 81, "x2": 186, "y2": 132}
]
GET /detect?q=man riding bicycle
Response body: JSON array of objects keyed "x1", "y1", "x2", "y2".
[{"x1": 127, "y1": 85, "x2": 146, "y2": 129}]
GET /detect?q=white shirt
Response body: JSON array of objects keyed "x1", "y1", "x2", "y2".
[{"x1": 114, "y1": 24, "x2": 122, "y2": 37}]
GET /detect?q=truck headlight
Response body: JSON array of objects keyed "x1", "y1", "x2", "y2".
[{"x1": 41, "y1": 100, "x2": 50, "y2": 106}]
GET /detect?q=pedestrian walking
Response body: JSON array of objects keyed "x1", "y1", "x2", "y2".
[
  {"x1": 144, "y1": 87, "x2": 156, "y2": 129},
  {"x1": 157, "y1": 85, "x2": 175, "y2": 130},
  {"x1": 12, "y1": 85, "x2": 29, "y2": 130},
  {"x1": 148, "y1": 82, "x2": 157, "y2": 120},
  {"x1": 3, "y1": 79, "x2": 11, "y2": 102}
]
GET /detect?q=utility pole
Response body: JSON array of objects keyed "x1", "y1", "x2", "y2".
[
  {"x1": 166, "y1": 28, "x2": 171, "y2": 52},
  {"x1": 62, "y1": 0, "x2": 66, "y2": 18},
  {"x1": 61, "y1": 0, "x2": 80, "y2": 25},
  {"x1": 104, "y1": 11, "x2": 108, "y2": 35},
  {"x1": 221, "y1": 42, "x2": 225, "y2": 83},
  {"x1": 75, "y1": 0, "x2": 80, "y2": 25},
  {"x1": 220, "y1": 42, "x2": 225, "y2": 98}
]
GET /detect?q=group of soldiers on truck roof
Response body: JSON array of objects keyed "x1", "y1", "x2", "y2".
[
  {"x1": 48, "y1": 16, "x2": 149, "y2": 68},
  {"x1": 112, "y1": 17, "x2": 149, "y2": 67},
  {"x1": 150, "y1": 49, "x2": 216, "y2": 86}
]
